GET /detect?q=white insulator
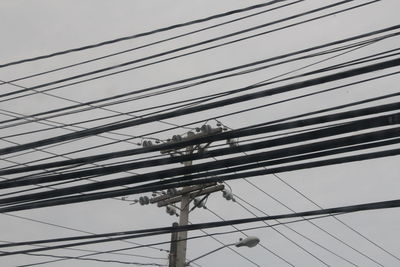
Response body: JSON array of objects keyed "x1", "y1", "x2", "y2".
[
  {"x1": 187, "y1": 131, "x2": 195, "y2": 139},
  {"x1": 194, "y1": 197, "x2": 206, "y2": 209},
  {"x1": 166, "y1": 205, "x2": 177, "y2": 216},
  {"x1": 222, "y1": 189, "x2": 234, "y2": 201},
  {"x1": 167, "y1": 188, "x2": 177, "y2": 196},
  {"x1": 143, "y1": 140, "x2": 153, "y2": 147},
  {"x1": 201, "y1": 124, "x2": 212, "y2": 134},
  {"x1": 172, "y1": 135, "x2": 182, "y2": 142},
  {"x1": 139, "y1": 196, "x2": 150, "y2": 205},
  {"x1": 227, "y1": 138, "x2": 238, "y2": 148}
]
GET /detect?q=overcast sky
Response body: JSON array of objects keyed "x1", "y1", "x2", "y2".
[{"x1": 0, "y1": 0, "x2": 400, "y2": 266}]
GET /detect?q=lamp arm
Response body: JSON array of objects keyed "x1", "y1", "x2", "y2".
[{"x1": 186, "y1": 243, "x2": 236, "y2": 266}]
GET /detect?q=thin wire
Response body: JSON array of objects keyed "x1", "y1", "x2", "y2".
[
  {"x1": 0, "y1": 0, "x2": 289, "y2": 68},
  {"x1": 2, "y1": 32, "x2": 394, "y2": 132},
  {"x1": 219, "y1": 120, "x2": 399, "y2": 264},
  {"x1": 2, "y1": 24, "x2": 397, "y2": 127},
  {"x1": 0, "y1": 0, "x2": 373, "y2": 101},
  {"x1": 272, "y1": 173, "x2": 400, "y2": 262},
  {"x1": 0, "y1": 0, "x2": 301, "y2": 85},
  {"x1": 235, "y1": 187, "x2": 385, "y2": 266},
  {"x1": 16, "y1": 213, "x2": 339, "y2": 267},
  {"x1": 207, "y1": 207, "x2": 330, "y2": 266}
]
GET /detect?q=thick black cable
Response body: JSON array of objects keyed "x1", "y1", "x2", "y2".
[
  {"x1": 0, "y1": 72, "x2": 400, "y2": 176},
  {"x1": 0, "y1": 198, "x2": 399, "y2": 256},
  {"x1": 236, "y1": 171, "x2": 384, "y2": 266},
  {"x1": 0, "y1": 0, "x2": 371, "y2": 100},
  {"x1": 3, "y1": 98, "x2": 399, "y2": 176},
  {"x1": 0, "y1": 35, "x2": 375, "y2": 129},
  {"x1": 1, "y1": 56, "x2": 398, "y2": 156},
  {"x1": 8, "y1": 113, "x2": 398, "y2": 186},
  {"x1": 2, "y1": 124, "x2": 399, "y2": 207},
  {"x1": 0, "y1": 123, "x2": 342, "y2": 199},
  {"x1": 3, "y1": 33, "x2": 395, "y2": 131},
  {"x1": 3, "y1": 67, "x2": 398, "y2": 176},
  {"x1": 8, "y1": 214, "x2": 340, "y2": 267},
  {"x1": 2, "y1": 23, "x2": 397, "y2": 126},
  {"x1": 3, "y1": 139, "x2": 400, "y2": 213}
]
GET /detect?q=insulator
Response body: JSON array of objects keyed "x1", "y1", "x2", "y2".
[
  {"x1": 227, "y1": 138, "x2": 238, "y2": 148},
  {"x1": 201, "y1": 124, "x2": 212, "y2": 133},
  {"x1": 142, "y1": 140, "x2": 153, "y2": 147},
  {"x1": 172, "y1": 135, "x2": 182, "y2": 142},
  {"x1": 194, "y1": 197, "x2": 206, "y2": 209},
  {"x1": 222, "y1": 189, "x2": 234, "y2": 201},
  {"x1": 187, "y1": 131, "x2": 195, "y2": 139},
  {"x1": 195, "y1": 127, "x2": 201, "y2": 132},
  {"x1": 166, "y1": 205, "x2": 177, "y2": 216},
  {"x1": 139, "y1": 196, "x2": 150, "y2": 205},
  {"x1": 167, "y1": 188, "x2": 177, "y2": 196}
]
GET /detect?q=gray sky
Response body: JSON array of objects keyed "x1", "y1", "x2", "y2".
[{"x1": 0, "y1": 0, "x2": 400, "y2": 266}]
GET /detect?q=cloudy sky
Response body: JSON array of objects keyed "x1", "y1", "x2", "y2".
[{"x1": 0, "y1": 0, "x2": 400, "y2": 266}]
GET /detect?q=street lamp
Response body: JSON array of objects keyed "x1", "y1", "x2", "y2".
[{"x1": 186, "y1": 236, "x2": 260, "y2": 266}]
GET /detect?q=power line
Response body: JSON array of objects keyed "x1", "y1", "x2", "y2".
[
  {"x1": 0, "y1": 198, "x2": 399, "y2": 256},
  {"x1": 0, "y1": 0, "x2": 373, "y2": 100},
  {"x1": 1, "y1": 57, "x2": 398, "y2": 156},
  {"x1": 272, "y1": 173, "x2": 400, "y2": 263},
  {"x1": 0, "y1": 0, "x2": 302, "y2": 86},
  {"x1": 207, "y1": 206, "x2": 320, "y2": 266},
  {"x1": 235, "y1": 193, "x2": 381, "y2": 266},
  {"x1": 213, "y1": 114, "x2": 399, "y2": 266},
  {"x1": 16, "y1": 214, "x2": 338, "y2": 267},
  {"x1": 3, "y1": 68, "x2": 397, "y2": 175},
  {"x1": 2, "y1": 23, "x2": 397, "y2": 126},
  {"x1": 2, "y1": 110, "x2": 398, "y2": 185},
  {"x1": 0, "y1": 0, "x2": 288, "y2": 68},
  {"x1": 3, "y1": 33, "x2": 396, "y2": 131},
  {"x1": 5, "y1": 143, "x2": 400, "y2": 213}
]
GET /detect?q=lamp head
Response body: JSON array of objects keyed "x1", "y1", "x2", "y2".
[{"x1": 235, "y1": 236, "x2": 260, "y2": 248}]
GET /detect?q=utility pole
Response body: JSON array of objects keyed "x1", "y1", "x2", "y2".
[
  {"x1": 169, "y1": 222, "x2": 179, "y2": 267},
  {"x1": 176, "y1": 189, "x2": 190, "y2": 267},
  {"x1": 137, "y1": 123, "x2": 238, "y2": 267}
]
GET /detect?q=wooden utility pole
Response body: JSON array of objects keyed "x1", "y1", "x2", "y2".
[
  {"x1": 143, "y1": 124, "x2": 229, "y2": 267},
  {"x1": 169, "y1": 222, "x2": 179, "y2": 267}
]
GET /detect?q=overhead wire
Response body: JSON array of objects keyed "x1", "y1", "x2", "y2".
[
  {"x1": 1, "y1": 56, "x2": 398, "y2": 156},
  {"x1": 0, "y1": 198, "x2": 399, "y2": 255},
  {"x1": 1, "y1": 126, "x2": 400, "y2": 212},
  {"x1": 2, "y1": 67, "x2": 397, "y2": 176},
  {"x1": 15, "y1": 214, "x2": 340, "y2": 267},
  {"x1": 4, "y1": 141, "x2": 400, "y2": 213},
  {"x1": 0, "y1": 0, "x2": 290, "y2": 68},
  {"x1": 234, "y1": 191, "x2": 382, "y2": 266},
  {"x1": 3, "y1": 31, "x2": 397, "y2": 132},
  {"x1": 0, "y1": 0, "x2": 302, "y2": 86},
  {"x1": 206, "y1": 206, "x2": 331, "y2": 266},
  {"x1": 217, "y1": 119, "x2": 400, "y2": 265},
  {"x1": 0, "y1": 0, "x2": 376, "y2": 101},
  {"x1": 3, "y1": 100, "x2": 399, "y2": 177},
  {"x1": 0, "y1": 122, "x2": 346, "y2": 199},
  {"x1": 1, "y1": 1, "x2": 396, "y2": 266},
  {"x1": 271, "y1": 172, "x2": 400, "y2": 263},
  {"x1": 2, "y1": 23, "x2": 398, "y2": 127}
]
